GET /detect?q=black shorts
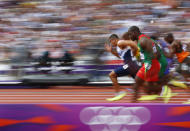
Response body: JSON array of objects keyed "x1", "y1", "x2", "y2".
[{"x1": 114, "y1": 61, "x2": 141, "y2": 78}]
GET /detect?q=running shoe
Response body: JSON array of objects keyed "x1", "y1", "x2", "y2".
[
  {"x1": 183, "y1": 99, "x2": 190, "y2": 104},
  {"x1": 168, "y1": 80, "x2": 187, "y2": 89},
  {"x1": 138, "y1": 95, "x2": 159, "y2": 101},
  {"x1": 160, "y1": 85, "x2": 177, "y2": 103},
  {"x1": 106, "y1": 91, "x2": 127, "y2": 101}
]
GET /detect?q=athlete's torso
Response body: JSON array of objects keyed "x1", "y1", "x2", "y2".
[
  {"x1": 138, "y1": 34, "x2": 168, "y2": 76},
  {"x1": 116, "y1": 46, "x2": 132, "y2": 62},
  {"x1": 116, "y1": 41, "x2": 141, "y2": 66},
  {"x1": 138, "y1": 34, "x2": 164, "y2": 61},
  {"x1": 157, "y1": 40, "x2": 173, "y2": 63},
  {"x1": 176, "y1": 51, "x2": 190, "y2": 63}
]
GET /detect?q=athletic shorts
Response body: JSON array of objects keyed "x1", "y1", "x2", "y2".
[
  {"x1": 164, "y1": 58, "x2": 172, "y2": 75},
  {"x1": 136, "y1": 59, "x2": 161, "y2": 82},
  {"x1": 176, "y1": 55, "x2": 190, "y2": 74},
  {"x1": 114, "y1": 61, "x2": 140, "y2": 78}
]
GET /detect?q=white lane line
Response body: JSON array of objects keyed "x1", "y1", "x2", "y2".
[
  {"x1": 0, "y1": 97, "x2": 188, "y2": 100},
  {"x1": 0, "y1": 95, "x2": 116, "y2": 96},
  {"x1": 0, "y1": 94, "x2": 189, "y2": 97},
  {"x1": 0, "y1": 82, "x2": 22, "y2": 84},
  {"x1": 0, "y1": 90, "x2": 113, "y2": 94},
  {"x1": 0, "y1": 100, "x2": 186, "y2": 103}
]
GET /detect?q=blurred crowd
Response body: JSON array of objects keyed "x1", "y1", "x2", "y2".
[{"x1": 0, "y1": 0, "x2": 189, "y2": 62}]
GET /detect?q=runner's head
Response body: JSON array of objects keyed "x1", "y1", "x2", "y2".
[
  {"x1": 128, "y1": 26, "x2": 141, "y2": 41},
  {"x1": 109, "y1": 34, "x2": 119, "y2": 46},
  {"x1": 150, "y1": 33, "x2": 159, "y2": 41},
  {"x1": 172, "y1": 40, "x2": 183, "y2": 53},
  {"x1": 122, "y1": 32, "x2": 130, "y2": 40},
  {"x1": 164, "y1": 33, "x2": 174, "y2": 44}
]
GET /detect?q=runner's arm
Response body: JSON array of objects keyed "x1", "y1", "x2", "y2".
[
  {"x1": 139, "y1": 37, "x2": 153, "y2": 72},
  {"x1": 139, "y1": 37, "x2": 153, "y2": 53},
  {"x1": 117, "y1": 40, "x2": 138, "y2": 56},
  {"x1": 111, "y1": 48, "x2": 120, "y2": 58},
  {"x1": 105, "y1": 43, "x2": 120, "y2": 58},
  {"x1": 164, "y1": 47, "x2": 174, "y2": 58}
]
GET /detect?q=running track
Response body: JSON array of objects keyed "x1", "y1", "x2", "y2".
[{"x1": 0, "y1": 85, "x2": 189, "y2": 104}]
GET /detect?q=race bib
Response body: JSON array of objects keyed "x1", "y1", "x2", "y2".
[
  {"x1": 137, "y1": 61, "x2": 142, "y2": 66},
  {"x1": 182, "y1": 64, "x2": 188, "y2": 71},
  {"x1": 145, "y1": 63, "x2": 151, "y2": 71},
  {"x1": 164, "y1": 48, "x2": 170, "y2": 53},
  {"x1": 153, "y1": 46, "x2": 157, "y2": 53},
  {"x1": 123, "y1": 64, "x2": 128, "y2": 70}
]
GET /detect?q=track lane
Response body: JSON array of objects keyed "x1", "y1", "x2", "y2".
[{"x1": 0, "y1": 85, "x2": 188, "y2": 104}]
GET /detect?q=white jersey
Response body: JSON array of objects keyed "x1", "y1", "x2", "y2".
[
  {"x1": 116, "y1": 46, "x2": 132, "y2": 60},
  {"x1": 116, "y1": 41, "x2": 142, "y2": 66}
]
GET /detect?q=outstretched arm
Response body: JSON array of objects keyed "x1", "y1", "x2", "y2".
[
  {"x1": 139, "y1": 37, "x2": 152, "y2": 53},
  {"x1": 104, "y1": 43, "x2": 120, "y2": 58},
  {"x1": 165, "y1": 47, "x2": 174, "y2": 58},
  {"x1": 117, "y1": 40, "x2": 138, "y2": 56},
  {"x1": 139, "y1": 37, "x2": 153, "y2": 72}
]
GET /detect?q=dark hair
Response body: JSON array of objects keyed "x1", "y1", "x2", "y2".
[
  {"x1": 128, "y1": 26, "x2": 141, "y2": 33},
  {"x1": 164, "y1": 33, "x2": 174, "y2": 44},
  {"x1": 165, "y1": 33, "x2": 174, "y2": 39},
  {"x1": 173, "y1": 40, "x2": 183, "y2": 53},
  {"x1": 150, "y1": 35, "x2": 158, "y2": 40},
  {"x1": 122, "y1": 32, "x2": 130, "y2": 40},
  {"x1": 109, "y1": 34, "x2": 119, "y2": 40}
]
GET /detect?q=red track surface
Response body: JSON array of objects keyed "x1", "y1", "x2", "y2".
[{"x1": 0, "y1": 85, "x2": 189, "y2": 104}]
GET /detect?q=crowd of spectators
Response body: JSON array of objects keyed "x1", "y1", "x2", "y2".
[{"x1": 0, "y1": 0, "x2": 189, "y2": 62}]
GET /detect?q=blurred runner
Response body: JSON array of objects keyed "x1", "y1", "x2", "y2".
[
  {"x1": 171, "y1": 40, "x2": 190, "y2": 80},
  {"x1": 105, "y1": 33, "x2": 141, "y2": 101},
  {"x1": 128, "y1": 26, "x2": 172, "y2": 103},
  {"x1": 170, "y1": 40, "x2": 190, "y2": 104},
  {"x1": 151, "y1": 34, "x2": 187, "y2": 89}
]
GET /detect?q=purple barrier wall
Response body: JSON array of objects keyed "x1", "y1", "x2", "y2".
[{"x1": 0, "y1": 103, "x2": 189, "y2": 131}]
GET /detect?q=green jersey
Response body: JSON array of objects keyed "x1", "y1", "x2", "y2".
[{"x1": 138, "y1": 34, "x2": 168, "y2": 77}]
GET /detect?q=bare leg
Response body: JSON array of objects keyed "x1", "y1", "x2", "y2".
[
  {"x1": 143, "y1": 74, "x2": 171, "y2": 95},
  {"x1": 107, "y1": 71, "x2": 127, "y2": 101},
  {"x1": 109, "y1": 71, "x2": 120, "y2": 93},
  {"x1": 144, "y1": 82, "x2": 162, "y2": 95},
  {"x1": 133, "y1": 76, "x2": 144, "y2": 102}
]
